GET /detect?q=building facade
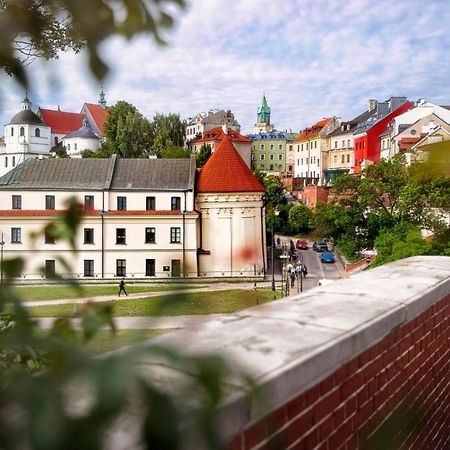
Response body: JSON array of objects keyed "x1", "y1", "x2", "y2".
[
  {"x1": 185, "y1": 109, "x2": 241, "y2": 144},
  {"x1": 0, "y1": 143, "x2": 267, "y2": 279},
  {"x1": 353, "y1": 97, "x2": 413, "y2": 173},
  {"x1": 293, "y1": 117, "x2": 341, "y2": 186}
]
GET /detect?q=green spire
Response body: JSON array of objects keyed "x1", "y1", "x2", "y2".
[
  {"x1": 99, "y1": 86, "x2": 107, "y2": 109},
  {"x1": 257, "y1": 94, "x2": 271, "y2": 124}
]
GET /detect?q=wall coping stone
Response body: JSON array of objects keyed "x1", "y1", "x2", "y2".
[{"x1": 109, "y1": 256, "x2": 450, "y2": 448}]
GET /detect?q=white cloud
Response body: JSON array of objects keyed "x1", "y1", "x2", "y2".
[{"x1": 2, "y1": 0, "x2": 450, "y2": 135}]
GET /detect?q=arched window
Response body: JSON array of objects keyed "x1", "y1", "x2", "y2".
[
  {"x1": 20, "y1": 127, "x2": 25, "y2": 136},
  {"x1": 35, "y1": 128, "x2": 40, "y2": 137},
  {"x1": 54, "y1": 137, "x2": 58, "y2": 145}
]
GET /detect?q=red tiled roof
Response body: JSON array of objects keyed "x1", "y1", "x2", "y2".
[
  {"x1": 84, "y1": 103, "x2": 108, "y2": 135},
  {"x1": 0, "y1": 209, "x2": 198, "y2": 217},
  {"x1": 294, "y1": 118, "x2": 332, "y2": 142},
  {"x1": 197, "y1": 137, "x2": 265, "y2": 193},
  {"x1": 399, "y1": 137, "x2": 421, "y2": 150},
  {"x1": 39, "y1": 108, "x2": 84, "y2": 134},
  {"x1": 191, "y1": 126, "x2": 251, "y2": 144}
]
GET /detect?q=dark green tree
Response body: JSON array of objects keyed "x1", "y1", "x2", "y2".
[
  {"x1": 103, "y1": 101, "x2": 152, "y2": 158},
  {"x1": 288, "y1": 204, "x2": 312, "y2": 234},
  {"x1": 196, "y1": 143, "x2": 212, "y2": 168},
  {"x1": 159, "y1": 145, "x2": 191, "y2": 159},
  {"x1": 150, "y1": 113, "x2": 186, "y2": 157}
]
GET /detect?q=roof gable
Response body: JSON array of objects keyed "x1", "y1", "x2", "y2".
[
  {"x1": 196, "y1": 137, "x2": 265, "y2": 193},
  {"x1": 191, "y1": 126, "x2": 251, "y2": 143},
  {"x1": 38, "y1": 108, "x2": 84, "y2": 134},
  {"x1": 294, "y1": 118, "x2": 332, "y2": 141},
  {"x1": 83, "y1": 103, "x2": 109, "y2": 136}
]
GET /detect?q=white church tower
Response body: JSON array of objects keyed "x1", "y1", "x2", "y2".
[
  {"x1": 196, "y1": 135, "x2": 267, "y2": 276},
  {"x1": 1, "y1": 96, "x2": 51, "y2": 177}
]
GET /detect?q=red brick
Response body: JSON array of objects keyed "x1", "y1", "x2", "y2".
[
  {"x1": 358, "y1": 349, "x2": 371, "y2": 369},
  {"x1": 283, "y1": 409, "x2": 314, "y2": 443},
  {"x1": 320, "y1": 374, "x2": 335, "y2": 396},
  {"x1": 328, "y1": 419, "x2": 353, "y2": 450},
  {"x1": 353, "y1": 401, "x2": 373, "y2": 429},
  {"x1": 244, "y1": 420, "x2": 267, "y2": 449},
  {"x1": 345, "y1": 396, "x2": 357, "y2": 419},
  {"x1": 333, "y1": 404, "x2": 346, "y2": 424},
  {"x1": 368, "y1": 378, "x2": 378, "y2": 398},
  {"x1": 342, "y1": 372, "x2": 364, "y2": 399},
  {"x1": 304, "y1": 385, "x2": 321, "y2": 408},
  {"x1": 319, "y1": 415, "x2": 334, "y2": 441},
  {"x1": 383, "y1": 346, "x2": 399, "y2": 367},
  {"x1": 335, "y1": 366, "x2": 348, "y2": 385},
  {"x1": 226, "y1": 434, "x2": 243, "y2": 450},
  {"x1": 303, "y1": 428, "x2": 319, "y2": 449},
  {"x1": 314, "y1": 389, "x2": 341, "y2": 422},
  {"x1": 364, "y1": 357, "x2": 383, "y2": 382},
  {"x1": 357, "y1": 386, "x2": 369, "y2": 406},
  {"x1": 266, "y1": 405, "x2": 287, "y2": 433},
  {"x1": 287, "y1": 395, "x2": 305, "y2": 420}
]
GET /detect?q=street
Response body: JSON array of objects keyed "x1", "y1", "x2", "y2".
[{"x1": 270, "y1": 238, "x2": 347, "y2": 296}]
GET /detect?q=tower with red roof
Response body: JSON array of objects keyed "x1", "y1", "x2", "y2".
[{"x1": 196, "y1": 135, "x2": 266, "y2": 277}]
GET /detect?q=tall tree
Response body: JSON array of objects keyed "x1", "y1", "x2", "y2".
[
  {"x1": 196, "y1": 143, "x2": 212, "y2": 168},
  {"x1": 102, "y1": 101, "x2": 152, "y2": 158},
  {"x1": 0, "y1": 0, "x2": 185, "y2": 85},
  {"x1": 150, "y1": 113, "x2": 186, "y2": 157}
]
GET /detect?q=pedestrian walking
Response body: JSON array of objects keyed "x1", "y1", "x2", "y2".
[
  {"x1": 290, "y1": 270, "x2": 296, "y2": 288},
  {"x1": 118, "y1": 279, "x2": 128, "y2": 296},
  {"x1": 302, "y1": 265, "x2": 308, "y2": 277}
]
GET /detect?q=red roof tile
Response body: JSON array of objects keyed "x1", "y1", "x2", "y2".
[
  {"x1": 84, "y1": 103, "x2": 108, "y2": 135},
  {"x1": 294, "y1": 118, "x2": 332, "y2": 141},
  {"x1": 38, "y1": 108, "x2": 84, "y2": 134},
  {"x1": 399, "y1": 137, "x2": 421, "y2": 150},
  {"x1": 197, "y1": 137, "x2": 265, "y2": 193},
  {"x1": 191, "y1": 126, "x2": 251, "y2": 144}
]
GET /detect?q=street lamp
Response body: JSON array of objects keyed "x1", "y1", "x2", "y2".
[
  {"x1": 271, "y1": 209, "x2": 279, "y2": 291},
  {"x1": 0, "y1": 233, "x2": 4, "y2": 286}
]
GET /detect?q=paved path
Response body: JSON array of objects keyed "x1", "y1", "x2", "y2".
[{"x1": 36, "y1": 314, "x2": 225, "y2": 330}]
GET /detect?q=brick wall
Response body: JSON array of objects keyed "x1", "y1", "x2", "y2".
[
  {"x1": 110, "y1": 257, "x2": 450, "y2": 449},
  {"x1": 227, "y1": 293, "x2": 450, "y2": 449}
]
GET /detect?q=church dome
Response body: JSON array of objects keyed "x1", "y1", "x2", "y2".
[
  {"x1": 8, "y1": 109, "x2": 44, "y2": 126},
  {"x1": 8, "y1": 97, "x2": 44, "y2": 126},
  {"x1": 64, "y1": 125, "x2": 99, "y2": 140}
]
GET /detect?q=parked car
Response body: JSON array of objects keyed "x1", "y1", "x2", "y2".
[
  {"x1": 313, "y1": 241, "x2": 328, "y2": 252},
  {"x1": 320, "y1": 251, "x2": 335, "y2": 263},
  {"x1": 296, "y1": 239, "x2": 308, "y2": 250}
]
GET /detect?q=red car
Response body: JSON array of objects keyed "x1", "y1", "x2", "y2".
[{"x1": 296, "y1": 239, "x2": 308, "y2": 250}]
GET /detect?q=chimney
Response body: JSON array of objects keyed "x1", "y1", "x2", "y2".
[
  {"x1": 222, "y1": 123, "x2": 228, "y2": 135},
  {"x1": 368, "y1": 99, "x2": 377, "y2": 111}
]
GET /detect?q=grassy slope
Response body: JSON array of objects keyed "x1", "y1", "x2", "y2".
[
  {"x1": 13, "y1": 284, "x2": 203, "y2": 301},
  {"x1": 27, "y1": 289, "x2": 275, "y2": 317}
]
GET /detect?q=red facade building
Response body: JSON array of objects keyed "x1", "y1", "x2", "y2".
[{"x1": 353, "y1": 99, "x2": 413, "y2": 173}]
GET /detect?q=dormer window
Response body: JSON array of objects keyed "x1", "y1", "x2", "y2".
[
  {"x1": 35, "y1": 128, "x2": 40, "y2": 137},
  {"x1": 20, "y1": 127, "x2": 25, "y2": 137}
]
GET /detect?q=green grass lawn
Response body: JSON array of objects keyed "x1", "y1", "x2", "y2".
[
  {"x1": 13, "y1": 283, "x2": 204, "y2": 301},
  {"x1": 82, "y1": 329, "x2": 176, "y2": 355},
  {"x1": 27, "y1": 289, "x2": 275, "y2": 317}
]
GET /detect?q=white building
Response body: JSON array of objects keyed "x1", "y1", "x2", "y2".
[
  {"x1": 293, "y1": 117, "x2": 341, "y2": 185},
  {"x1": 0, "y1": 97, "x2": 51, "y2": 177},
  {"x1": 383, "y1": 100, "x2": 450, "y2": 160},
  {"x1": 0, "y1": 142, "x2": 267, "y2": 279},
  {"x1": 185, "y1": 109, "x2": 241, "y2": 144},
  {"x1": 62, "y1": 123, "x2": 101, "y2": 157}
]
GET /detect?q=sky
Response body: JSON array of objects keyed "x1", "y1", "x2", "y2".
[{"x1": 1, "y1": 0, "x2": 450, "y2": 135}]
